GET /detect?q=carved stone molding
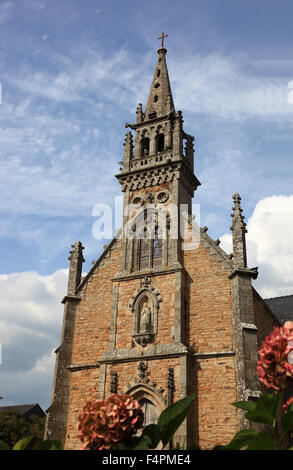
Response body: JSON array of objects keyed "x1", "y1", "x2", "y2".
[{"x1": 122, "y1": 362, "x2": 167, "y2": 405}]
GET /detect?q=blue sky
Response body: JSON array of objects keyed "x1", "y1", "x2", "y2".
[{"x1": 0, "y1": 0, "x2": 293, "y2": 410}]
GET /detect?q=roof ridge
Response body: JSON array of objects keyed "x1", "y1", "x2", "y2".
[
  {"x1": 76, "y1": 230, "x2": 121, "y2": 294},
  {"x1": 0, "y1": 403, "x2": 38, "y2": 407},
  {"x1": 265, "y1": 294, "x2": 293, "y2": 300}
]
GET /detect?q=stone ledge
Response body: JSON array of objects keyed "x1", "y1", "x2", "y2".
[
  {"x1": 245, "y1": 389, "x2": 261, "y2": 399},
  {"x1": 241, "y1": 322, "x2": 258, "y2": 330},
  {"x1": 67, "y1": 349, "x2": 236, "y2": 371},
  {"x1": 100, "y1": 342, "x2": 192, "y2": 364},
  {"x1": 67, "y1": 363, "x2": 100, "y2": 372},
  {"x1": 61, "y1": 295, "x2": 81, "y2": 304},
  {"x1": 229, "y1": 267, "x2": 258, "y2": 280},
  {"x1": 193, "y1": 350, "x2": 235, "y2": 359},
  {"x1": 112, "y1": 265, "x2": 184, "y2": 281}
]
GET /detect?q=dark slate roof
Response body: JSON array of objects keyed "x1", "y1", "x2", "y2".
[
  {"x1": 0, "y1": 403, "x2": 45, "y2": 418},
  {"x1": 265, "y1": 295, "x2": 293, "y2": 325}
]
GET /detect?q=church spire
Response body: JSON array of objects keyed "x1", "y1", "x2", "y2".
[{"x1": 144, "y1": 43, "x2": 175, "y2": 120}]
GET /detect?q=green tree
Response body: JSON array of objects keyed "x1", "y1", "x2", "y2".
[{"x1": 0, "y1": 410, "x2": 31, "y2": 447}]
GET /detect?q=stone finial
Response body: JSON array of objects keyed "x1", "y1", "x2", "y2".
[
  {"x1": 184, "y1": 134, "x2": 194, "y2": 171},
  {"x1": 136, "y1": 103, "x2": 144, "y2": 123},
  {"x1": 123, "y1": 131, "x2": 133, "y2": 162},
  {"x1": 166, "y1": 95, "x2": 172, "y2": 114},
  {"x1": 137, "y1": 361, "x2": 148, "y2": 379},
  {"x1": 67, "y1": 241, "x2": 85, "y2": 295},
  {"x1": 230, "y1": 193, "x2": 247, "y2": 268}
]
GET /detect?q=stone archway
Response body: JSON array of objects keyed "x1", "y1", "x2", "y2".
[{"x1": 129, "y1": 386, "x2": 165, "y2": 448}]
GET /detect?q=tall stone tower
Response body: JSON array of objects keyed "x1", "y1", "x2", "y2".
[{"x1": 45, "y1": 42, "x2": 278, "y2": 449}]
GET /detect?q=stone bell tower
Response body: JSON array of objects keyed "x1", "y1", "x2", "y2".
[
  {"x1": 116, "y1": 44, "x2": 200, "y2": 277},
  {"x1": 96, "y1": 40, "x2": 201, "y2": 444}
]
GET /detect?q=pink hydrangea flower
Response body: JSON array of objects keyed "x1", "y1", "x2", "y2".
[
  {"x1": 78, "y1": 394, "x2": 144, "y2": 450},
  {"x1": 257, "y1": 321, "x2": 293, "y2": 390},
  {"x1": 282, "y1": 396, "x2": 293, "y2": 413}
]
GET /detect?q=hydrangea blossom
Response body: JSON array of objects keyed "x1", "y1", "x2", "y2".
[
  {"x1": 282, "y1": 396, "x2": 293, "y2": 413},
  {"x1": 257, "y1": 321, "x2": 293, "y2": 390},
  {"x1": 78, "y1": 394, "x2": 144, "y2": 450}
]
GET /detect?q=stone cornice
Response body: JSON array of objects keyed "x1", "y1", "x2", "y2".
[
  {"x1": 228, "y1": 267, "x2": 258, "y2": 280},
  {"x1": 125, "y1": 112, "x2": 174, "y2": 130},
  {"x1": 67, "y1": 363, "x2": 100, "y2": 372},
  {"x1": 61, "y1": 295, "x2": 81, "y2": 304},
  {"x1": 66, "y1": 348, "x2": 236, "y2": 371},
  {"x1": 112, "y1": 264, "x2": 185, "y2": 282}
]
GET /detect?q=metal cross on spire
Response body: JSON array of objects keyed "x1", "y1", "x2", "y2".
[{"x1": 158, "y1": 32, "x2": 168, "y2": 48}]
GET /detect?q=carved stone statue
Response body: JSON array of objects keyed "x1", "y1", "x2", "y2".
[{"x1": 139, "y1": 302, "x2": 152, "y2": 333}]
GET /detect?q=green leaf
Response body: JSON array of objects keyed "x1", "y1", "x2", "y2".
[
  {"x1": 13, "y1": 435, "x2": 35, "y2": 450},
  {"x1": 271, "y1": 391, "x2": 283, "y2": 425},
  {"x1": 32, "y1": 440, "x2": 63, "y2": 450},
  {"x1": 141, "y1": 424, "x2": 161, "y2": 449},
  {"x1": 231, "y1": 400, "x2": 257, "y2": 412},
  {"x1": 244, "y1": 394, "x2": 281, "y2": 427},
  {"x1": 117, "y1": 434, "x2": 152, "y2": 450},
  {"x1": 131, "y1": 435, "x2": 152, "y2": 450},
  {"x1": 281, "y1": 404, "x2": 293, "y2": 440},
  {"x1": 49, "y1": 440, "x2": 63, "y2": 450},
  {"x1": 158, "y1": 395, "x2": 195, "y2": 447},
  {"x1": 226, "y1": 430, "x2": 259, "y2": 450},
  {"x1": 0, "y1": 440, "x2": 10, "y2": 450},
  {"x1": 212, "y1": 444, "x2": 229, "y2": 450},
  {"x1": 246, "y1": 431, "x2": 278, "y2": 450}
]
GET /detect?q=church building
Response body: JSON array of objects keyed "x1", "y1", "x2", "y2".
[{"x1": 45, "y1": 40, "x2": 280, "y2": 449}]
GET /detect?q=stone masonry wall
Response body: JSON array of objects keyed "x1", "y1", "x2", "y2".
[{"x1": 182, "y1": 241, "x2": 239, "y2": 448}]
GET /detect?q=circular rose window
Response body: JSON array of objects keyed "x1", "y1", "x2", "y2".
[{"x1": 157, "y1": 191, "x2": 169, "y2": 203}]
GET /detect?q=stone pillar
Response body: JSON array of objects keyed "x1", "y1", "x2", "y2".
[
  {"x1": 230, "y1": 193, "x2": 247, "y2": 269},
  {"x1": 44, "y1": 242, "x2": 84, "y2": 444},
  {"x1": 136, "y1": 103, "x2": 144, "y2": 124},
  {"x1": 173, "y1": 111, "x2": 183, "y2": 156},
  {"x1": 184, "y1": 135, "x2": 194, "y2": 173},
  {"x1": 123, "y1": 131, "x2": 133, "y2": 170},
  {"x1": 229, "y1": 194, "x2": 260, "y2": 427}
]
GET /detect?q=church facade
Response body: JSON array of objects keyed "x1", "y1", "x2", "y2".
[{"x1": 45, "y1": 44, "x2": 279, "y2": 449}]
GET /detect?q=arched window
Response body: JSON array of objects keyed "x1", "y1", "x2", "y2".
[
  {"x1": 138, "y1": 212, "x2": 163, "y2": 270},
  {"x1": 152, "y1": 229, "x2": 163, "y2": 267},
  {"x1": 139, "y1": 398, "x2": 159, "y2": 427},
  {"x1": 141, "y1": 137, "x2": 150, "y2": 157},
  {"x1": 156, "y1": 133, "x2": 164, "y2": 153}
]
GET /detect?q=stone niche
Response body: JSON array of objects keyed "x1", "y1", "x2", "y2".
[{"x1": 129, "y1": 277, "x2": 162, "y2": 347}]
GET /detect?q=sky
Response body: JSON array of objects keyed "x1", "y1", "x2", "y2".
[{"x1": 0, "y1": 0, "x2": 293, "y2": 410}]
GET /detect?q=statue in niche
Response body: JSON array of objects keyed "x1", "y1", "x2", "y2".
[{"x1": 139, "y1": 301, "x2": 152, "y2": 333}]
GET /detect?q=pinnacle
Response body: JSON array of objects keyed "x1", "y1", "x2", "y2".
[{"x1": 230, "y1": 192, "x2": 246, "y2": 230}]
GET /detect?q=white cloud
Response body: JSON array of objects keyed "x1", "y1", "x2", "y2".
[
  {"x1": 0, "y1": 2, "x2": 12, "y2": 23},
  {"x1": 220, "y1": 195, "x2": 293, "y2": 298},
  {"x1": 169, "y1": 53, "x2": 293, "y2": 121},
  {"x1": 0, "y1": 269, "x2": 67, "y2": 408}
]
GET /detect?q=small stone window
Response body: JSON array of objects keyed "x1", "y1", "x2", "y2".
[
  {"x1": 153, "y1": 95, "x2": 158, "y2": 103},
  {"x1": 157, "y1": 69, "x2": 161, "y2": 77},
  {"x1": 154, "y1": 82, "x2": 160, "y2": 88},
  {"x1": 141, "y1": 137, "x2": 150, "y2": 157},
  {"x1": 156, "y1": 133, "x2": 165, "y2": 153}
]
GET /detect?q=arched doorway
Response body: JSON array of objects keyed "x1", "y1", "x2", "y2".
[{"x1": 139, "y1": 397, "x2": 160, "y2": 427}]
